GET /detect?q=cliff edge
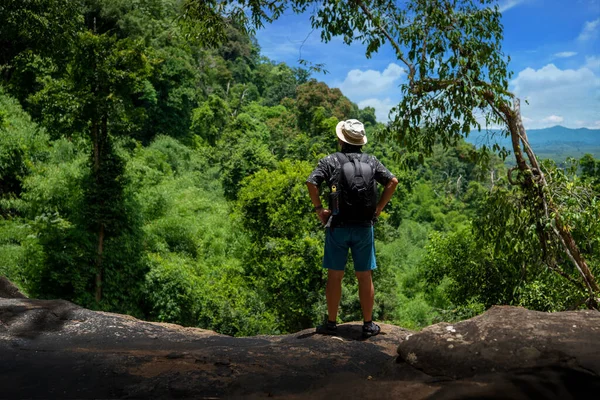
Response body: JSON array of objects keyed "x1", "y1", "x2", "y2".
[{"x1": 1, "y1": 280, "x2": 599, "y2": 399}]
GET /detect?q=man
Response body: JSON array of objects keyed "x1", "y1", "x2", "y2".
[{"x1": 306, "y1": 119, "x2": 398, "y2": 338}]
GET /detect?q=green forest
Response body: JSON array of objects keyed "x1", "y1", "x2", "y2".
[{"x1": 1, "y1": 0, "x2": 599, "y2": 336}]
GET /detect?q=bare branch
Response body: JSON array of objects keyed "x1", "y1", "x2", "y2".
[
  {"x1": 506, "y1": 166, "x2": 518, "y2": 186},
  {"x1": 551, "y1": 225, "x2": 598, "y2": 295},
  {"x1": 546, "y1": 260, "x2": 581, "y2": 286}
]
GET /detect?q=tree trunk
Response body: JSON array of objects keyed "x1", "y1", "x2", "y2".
[
  {"x1": 92, "y1": 120, "x2": 99, "y2": 173},
  {"x1": 95, "y1": 223, "x2": 104, "y2": 303},
  {"x1": 91, "y1": 115, "x2": 108, "y2": 303},
  {"x1": 504, "y1": 98, "x2": 599, "y2": 306}
]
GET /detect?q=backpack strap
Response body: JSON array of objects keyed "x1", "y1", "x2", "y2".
[
  {"x1": 335, "y1": 152, "x2": 349, "y2": 165},
  {"x1": 352, "y1": 158, "x2": 363, "y2": 181},
  {"x1": 359, "y1": 153, "x2": 375, "y2": 176},
  {"x1": 333, "y1": 152, "x2": 349, "y2": 188}
]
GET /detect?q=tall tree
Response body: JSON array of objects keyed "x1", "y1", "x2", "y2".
[{"x1": 32, "y1": 30, "x2": 155, "y2": 302}]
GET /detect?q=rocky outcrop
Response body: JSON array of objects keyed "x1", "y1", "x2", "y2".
[
  {"x1": 1, "y1": 292, "x2": 599, "y2": 399},
  {"x1": 399, "y1": 305, "x2": 600, "y2": 400},
  {"x1": 397, "y1": 305, "x2": 600, "y2": 379},
  {"x1": 0, "y1": 297, "x2": 430, "y2": 399}
]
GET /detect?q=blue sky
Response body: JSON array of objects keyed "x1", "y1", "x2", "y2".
[{"x1": 255, "y1": 0, "x2": 600, "y2": 129}]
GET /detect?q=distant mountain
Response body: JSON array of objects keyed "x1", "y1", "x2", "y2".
[{"x1": 464, "y1": 125, "x2": 600, "y2": 161}]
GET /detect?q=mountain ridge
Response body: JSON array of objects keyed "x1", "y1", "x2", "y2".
[{"x1": 464, "y1": 125, "x2": 600, "y2": 159}]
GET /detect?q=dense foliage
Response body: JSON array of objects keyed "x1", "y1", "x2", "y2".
[{"x1": 1, "y1": 0, "x2": 598, "y2": 335}]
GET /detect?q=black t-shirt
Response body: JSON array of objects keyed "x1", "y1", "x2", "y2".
[
  {"x1": 306, "y1": 151, "x2": 395, "y2": 188},
  {"x1": 306, "y1": 151, "x2": 396, "y2": 227}
]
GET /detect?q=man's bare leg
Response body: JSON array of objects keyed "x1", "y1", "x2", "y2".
[
  {"x1": 326, "y1": 269, "x2": 345, "y2": 322},
  {"x1": 355, "y1": 271, "x2": 374, "y2": 322}
]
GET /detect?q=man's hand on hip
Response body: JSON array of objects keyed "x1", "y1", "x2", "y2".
[
  {"x1": 374, "y1": 206, "x2": 383, "y2": 218},
  {"x1": 317, "y1": 209, "x2": 332, "y2": 225}
]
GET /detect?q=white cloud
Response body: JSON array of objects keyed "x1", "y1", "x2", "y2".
[
  {"x1": 357, "y1": 97, "x2": 398, "y2": 122},
  {"x1": 522, "y1": 116, "x2": 534, "y2": 124},
  {"x1": 585, "y1": 56, "x2": 600, "y2": 70},
  {"x1": 498, "y1": 0, "x2": 527, "y2": 13},
  {"x1": 337, "y1": 63, "x2": 406, "y2": 98},
  {"x1": 512, "y1": 64, "x2": 598, "y2": 93},
  {"x1": 510, "y1": 63, "x2": 600, "y2": 129},
  {"x1": 577, "y1": 18, "x2": 600, "y2": 41},
  {"x1": 541, "y1": 115, "x2": 564, "y2": 124},
  {"x1": 554, "y1": 51, "x2": 577, "y2": 58}
]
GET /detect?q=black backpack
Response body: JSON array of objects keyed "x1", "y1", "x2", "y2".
[{"x1": 332, "y1": 152, "x2": 378, "y2": 224}]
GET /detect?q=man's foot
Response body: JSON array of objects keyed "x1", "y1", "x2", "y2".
[
  {"x1": 362, "y1": 321, "x2": 380, "y2": 338},
  {"x1": 316, "y1": 320, "x2": 337, "y2": 335}
]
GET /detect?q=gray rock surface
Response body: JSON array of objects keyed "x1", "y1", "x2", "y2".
[
  {"x1": 397, "y1": 305, "x2": 600, "y2": 379},
  {"x1": 1, "y1": 295, "x2": 599, "y2": 399},
  {"x1": 0, "y1": 298, "x2": 433, "y2": 399}
]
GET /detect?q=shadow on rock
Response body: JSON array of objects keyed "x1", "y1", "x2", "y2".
[
  {"x1": 297, "y1": 323, "x2": 389, "y2": 341},
  {"x1": 0, "y1": 299, "x2": 78, "y2": 339},
  {"x1": 427, "y1": 366, "x2": 600, "y2": 400}
]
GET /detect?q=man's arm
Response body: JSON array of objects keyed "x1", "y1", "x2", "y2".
[
  {"x1": 307, "y1": 182, "x2": 332, "y2": 225},
  {"x1": 375, "y1": 177, "x2": 398, "y2": 218}
]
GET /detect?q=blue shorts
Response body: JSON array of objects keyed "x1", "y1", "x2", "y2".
[{"x1": 323, "y1": 226, "x2": 377, "y2": 272}]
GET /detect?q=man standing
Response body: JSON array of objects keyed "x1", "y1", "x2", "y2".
[{"x1": 306, "y1": 119, "x2": 398, "y2": 338}]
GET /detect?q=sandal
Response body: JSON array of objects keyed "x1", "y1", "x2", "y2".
[
  {"x1": 316, "y1": 320, "x2": 337, "y2": 335},
  {"x1": 362, "y1": 321, "x2": 380, "y2": 338}
]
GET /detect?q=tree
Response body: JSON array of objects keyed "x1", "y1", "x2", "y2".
[
  {"x1": 295, "y1": 79, "x2": 356, "y2": 131},
  {"x1": 359, "y1": 106, "x2": 377, "y2": 127},
  {"x1": 236, "y1": 160, "x2": 326, "y2": 331},
  {"x1": 261, "y1": 63, "x2": 298, "y2": 106},
  {"x1": 141, "y1": 39, "x2": 199, "y2": 143},
  {"x1": 0, "y1": 0, "x2": 81, "y2": 84},
  {"x1": 580, "y1": 154, "x2": 598, "y2": 178},
  {"x1": 31, "y1": 29, "x2": 155, "y2": 303},
  {"x1": 0, "y1": 89, "x2": 52, "y2": 291},
  {"x1": 0, "y1": 89, "x2": 50, "y2": 205},
  {"x1": 220, "y1": 136, "x2": 277, "y2": 201},
  {"x1": 190, "y1": 95, "x2": 230, "y2": 146},
  {"x1": 191, "y1": 0, "x2": 599, "y2": 308},
  {"x1": 579, "y1": 154, "x2": 600, "y2": 192}
]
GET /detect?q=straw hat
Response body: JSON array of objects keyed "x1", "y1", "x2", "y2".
[{"x1": 336, "y1": 119, "x2": 367, "y2": 145}]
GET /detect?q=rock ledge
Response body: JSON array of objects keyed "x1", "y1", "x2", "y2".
[{"x1": 1, "y1": 296, "x2": 599, "y2": 399}]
